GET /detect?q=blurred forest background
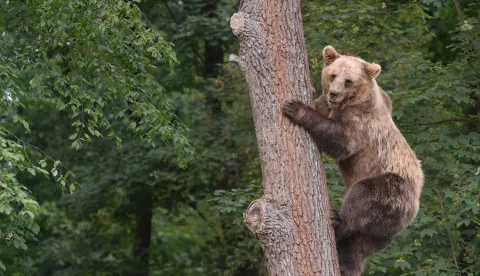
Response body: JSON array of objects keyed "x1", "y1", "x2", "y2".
[{"x1": 0, "y1": 0, "x2": 479, "y2": 275}]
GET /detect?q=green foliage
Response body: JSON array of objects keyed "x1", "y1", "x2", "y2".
[
  {"x1": 0, "y1": 0, "x2": 192, "y2": 163},
  {"x1": 0, "y1": 0, "x2": 192, "y2": 273},
  {"x1": 0, "y1": 0, "x2": 478, "y2": 275},
  {"x1": 0, "y1": 131, "x2": 41, "y2": 274}
]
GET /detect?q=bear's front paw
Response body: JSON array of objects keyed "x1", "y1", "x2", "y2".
[
  {"x1": 330, "y1": 210, "x2": 341, "y2": 229},
  {"x1": 282, "y1": 100, "x2": 306, "y2": 122}
]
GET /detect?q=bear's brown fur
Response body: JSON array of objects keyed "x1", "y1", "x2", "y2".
[{"x1": 282, "y1": 46, "x2": 423, "y2": 276}]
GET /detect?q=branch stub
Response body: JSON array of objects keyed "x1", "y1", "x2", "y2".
[{"x1": 230, "y1": 13, "x2": 245, "y2": 36}]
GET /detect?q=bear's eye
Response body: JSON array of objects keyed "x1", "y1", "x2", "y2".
[
  {"x1": 345, "y1": 79, "x2": 353, "y2": 86},
  {"x1": 331, "y1": 74, "x2": 337, "y2": 80}
]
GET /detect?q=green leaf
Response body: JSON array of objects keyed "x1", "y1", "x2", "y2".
[
  {"x1": 27, "y1": 168, "x2": 36, "y2": 176},
  {"x1": 31, "y1": 224, "x2": 40, "y2": 235},
  {"x1": 68, "y1": 133, "x2": 77, "y2": 140},
  {"x1": 129, "y1": 122, "x2": 137, "y2": 130},
  {"x1": 419, "y1": 228, "x2": 437, "y2": 238}
]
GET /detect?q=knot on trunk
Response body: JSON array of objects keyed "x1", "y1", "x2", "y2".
[
  {"x1": 229, "y1": 12, "x2": 265, "y2": 49},
  {"x1": 244, "y1": 199, "x2": 293, "y2": 254}
]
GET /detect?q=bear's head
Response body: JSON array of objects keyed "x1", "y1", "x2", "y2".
[{"x1": 322, "y1": 46, "x2": 381, "y2": 109}]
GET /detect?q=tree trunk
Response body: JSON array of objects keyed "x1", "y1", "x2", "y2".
[
  {"x1": 133, "y1": 188, "x2": 153, "y2": 275},
  {"x1": 229, "y1": 1, "x2": 340, "y2": 275}
]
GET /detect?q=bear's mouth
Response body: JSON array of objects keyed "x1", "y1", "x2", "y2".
[{"x1": 329, "y1": 100, "x2": 340, "y2": 106}]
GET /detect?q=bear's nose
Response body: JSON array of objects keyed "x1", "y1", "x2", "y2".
[{"x1": 329, "y1": 90, "x2": 339, "y2": 98}]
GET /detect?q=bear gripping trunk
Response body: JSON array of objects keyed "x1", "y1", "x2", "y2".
[{"x1": 229, "y1": 1, "x2": 340, "y2": 275}]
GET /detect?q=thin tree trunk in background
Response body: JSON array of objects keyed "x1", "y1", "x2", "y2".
[
  {"x1": 452, "y1": 0, "x2": 464, "y2": 21},
  {"x1": 201, "y1": 0, "x2": 224, "y2": 79},
  {"x1": 133, "y1": 189, "x2": 153, "y2": 275},
  {"x1": 230, "y1": 1, "x2": 340, "y2": 275},
  {"x1": 201, "y1": 0, "x2": 224, "y2": 120}
]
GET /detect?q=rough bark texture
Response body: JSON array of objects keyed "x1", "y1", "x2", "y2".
[{"x1": 230, "y1": 1, "x2": 340, "y2": 275}]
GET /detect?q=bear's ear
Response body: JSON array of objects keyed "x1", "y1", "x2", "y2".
[
  {"x1": 323, "y1": 46, "x2": 340, "y2": 66},
  {"x1": 365, "y1": 63, "x2": 381, "y2": 78}
]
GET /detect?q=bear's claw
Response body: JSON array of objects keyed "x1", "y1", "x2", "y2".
[
  {"x1": 330, "y1": 210, "x2": 341, "y2": 229},
  {"x1": 282, "y1": 100, "x2": 306, "y2": 121}
]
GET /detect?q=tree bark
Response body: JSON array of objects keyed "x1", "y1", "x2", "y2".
[{"x1": 230, "y1": 1, "x2": 340, "y2": 275}]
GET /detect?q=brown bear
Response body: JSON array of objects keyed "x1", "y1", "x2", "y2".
[{"x1": 282, "y1": 46, "x2": 423, "y2": 276}]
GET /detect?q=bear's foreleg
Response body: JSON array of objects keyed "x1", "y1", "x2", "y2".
[{"x1": 282, "y1": 100, "x2": 351, "y2": 160}]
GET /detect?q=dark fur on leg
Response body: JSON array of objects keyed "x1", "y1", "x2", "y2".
[
  {"x1": 339, "y1": 173, "x2": 417, "y2": 239},
  {"x1": 334, "y1": 173, "x2": 417, "y2": 274},
  {"x1": 331, "y1": 210, "x2": 341, "y2": 231},
  {"x1": 282, "y1": 100, "x2": 352, "y2": 160},
  {"x1": 337, "y1": 234, "x2": 392, "y2": 276}
]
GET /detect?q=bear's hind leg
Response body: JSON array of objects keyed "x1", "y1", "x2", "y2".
[
  {"x1": 333, "y1": 173, "x2": 413, "y2": 275},
  {"x1": 338, "y1": 173, "x2": 412, "y2": 239},
  {"x1": 337, "y1": 234, "x2": 391, "y2": 276}
]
